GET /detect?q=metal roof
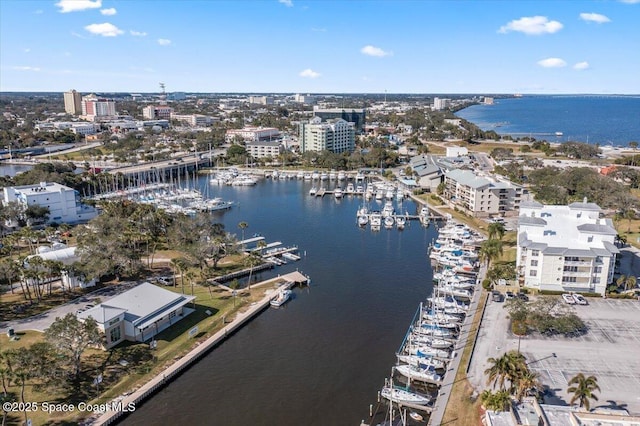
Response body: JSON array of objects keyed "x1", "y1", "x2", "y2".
[
  {"x1": 445, "y1": 169, "x2": 491, "y2": 189},
  {"x1": 577, "y1": 223, "x2": 617, "y2": 235}
]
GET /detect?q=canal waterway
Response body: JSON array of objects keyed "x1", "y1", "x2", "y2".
[{"x1": 122, "y1": 176, "x2": 438, "y2": 425}]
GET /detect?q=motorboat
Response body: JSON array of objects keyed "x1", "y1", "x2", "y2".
[
  {"x1": 382, "y1": 201, "x2": 395, "y2": 218},
  {"x1": 396, "y1": 216, "x2": 406, "y2": 230},
  {"x1": 334, "y1": 188, "x2": 343, "y2": 199},
  {"x1": 296, "y1": 171, "x2": 304, "y2": 180},
  {"x1": 384, "y1": 216, "x2": 394, "y2": 229},
  {"x1": 309, "y1": 187, "x2": 317, "y2": 196},
  {"x1": 381, "y1": 386, "x2": 431, "y2": 406},
  {"x1": 329, "y1": 171, "x2": 337, "y2": 180},
  {"x1": 320, "y1": 172, "x2": 329, "y2": 181},
  {"x1": 358, "y1": 215, "x2": 369, "y2": 227},
  {"x1": 270, "y1": 288, "x2": 292, "y2": 307},
  {"x1": 346, "y1": 183, "x2": 355, "y2": 193},
  {"x1": 311, "y1": 171, "x2": 320, "y2": 180},
  {"x1": 337, "y1": 171, "x2": 346, "y2": 181},
  {"x1": 395, "y1": 364, "x2": 442, "y2": 384}
]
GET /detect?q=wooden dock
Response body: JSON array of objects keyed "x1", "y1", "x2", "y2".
[{"x1": 93, "y1": 271, "x2": 310, "y2": 426}]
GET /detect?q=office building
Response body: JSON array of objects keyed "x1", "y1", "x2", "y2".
[
  {"x1": 312, "y1": 107, "x2": 366, "y2": 133},
  {"x1": 81, "y1": 94, "x2": 116, "y2": 119},
  {"x1": 63, "y1": 89, "x2": 82, "y2": 115}
]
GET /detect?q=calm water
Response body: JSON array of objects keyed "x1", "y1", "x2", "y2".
[
  {"x1": 456, "y1": 95, "x2": 640, "y2": 146},
  {"x1": 0, "y1": 163, "x2": 33, "y2": 177},
  {"x1": 123, "y1": 177, "x2": 437, "y2": 426}
]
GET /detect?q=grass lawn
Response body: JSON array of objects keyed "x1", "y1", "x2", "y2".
[
  {"x1": 441, "y1": 292, "x2": 487, "y2": 425},
  {"x1": 0, "y1": 265, "x2": 284, "y2": 425}
]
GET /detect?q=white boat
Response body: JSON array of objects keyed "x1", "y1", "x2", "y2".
[
  {"x1": 384, "y1": 216, "x2": 394, "y2": 229},
  {"x1": 396, "y1": 216, "x2": 406, "y2": 230},
  {"x1": 337, "y1": 171, "x2": 346, "y2": 181},
  {"x1": 396, "y1": 354, "x2": 445, "y2": 370},
  {"x1": 320, "y1": 172, "x2": 328, "y2": 181},
  {"x1": 381, "y1": 386, "x2": 431, "y2": 406},
  {"x1": 296, "y1": 171, "x2": 304, "y2": 180},
  {"x1": 409, "y1": 334, "x2": 453, "y2": 349},
  {"x1": 375, "y1": 189, "x2": 384, "y2": 201},
  {"x1": 270, "y1": 288, "x2": 292, "y2": 307},
  {"x1": 346, "y1": 183, "x2": 355, "y2": 193},
  {"x1": 356, "y1": 184, "x2": 364, "y2": 193},
  {"x1": 395, "y1": 364, "x2": 443, "y2": 384},
  {"x1": 231, "y1": 176, "x2": 257, "y2": 186},
  {"x1": 358, "y1": 215, "x2": 369, "y2": 227},
  {"x1": 385, "y1": 189, "x2": 394, "y2": 200},
  {"x1": 406, "y1": 345, "x2": 451, "y2": 359},
  {"x1": 382, "y1": 200, "x2": 395, "y2": 218},
  {"x1": 329, "y1": 171, "x2": 337, "y2": 180},
  {"x1": 309, "y1": 187, "x2": 317, "y2": 196},
  {"x1": 334, "y1": 188, "x2": 343, "y2": 199},
  {"x1": 311, "y1": 171, "x2": 320, "y2": 180},
  {"x1": 303, "y1": 173, "x2": 312, "y2": 180}
]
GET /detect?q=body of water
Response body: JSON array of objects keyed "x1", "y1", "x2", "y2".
[
  {"x1": 0, "y1": 163, "x2": 33, "y2": 177},
  {"x1": 456, "y1": 95, "x2": 640, "y2": 146},
  {"x1": 123, "y1": 177, "x2": 437, "y2": 426}
]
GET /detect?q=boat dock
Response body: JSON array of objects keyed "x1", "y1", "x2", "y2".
[{"x1": 93, "y1": 271, "x2": 310, "y2": 426}]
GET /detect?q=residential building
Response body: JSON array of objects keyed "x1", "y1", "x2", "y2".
[
  {"x1": 246, "y1": 141, "x2": 283, "y2": 158},
  {"x1": 81, "y1": 94, "x2": 116, "y2": 119},
  {"x1": 2, "y1": 181, "x2": 98, "y2": 225},
  {"x1": 312, "y1": 107, "x2": 366, "y2": 132},
  {"x1": 409, "y1": 155, "x2": 443, "y2": 192},
  {"x1": 443, "y1": 169, "x2": 529, "y2": 217},
  {"x1": 171, "y1": 113, "x2": 214, "y2": 127},
  {"x1": 433, "y1": 97, "x2": 450, "y2": 110},
  {"x1": 446, "y1": 146, "x2": 468, "y2": 158},
  {"x1": 517, "y1": 200, "x2": 618, "y2": 295},
  {"x1": 298, "y1": 117, "x2": 355, "y2": 154},
  {"x1": 63, "y1": 89, "x2": 82, "y2": 115},
  {"x1": 248, "y1": 96, "x2": 274, "y2": 105},
  {"x1": 25, "y1": 245, "x2": 95, "y2": 289},
  {"x1": 294, "y1": 93, "x2": 316, "y2": 104},
  {"x1": 225, "y1": 126, "x2": 280, "y2": 143},
  {"x1": 77, "y1": 282, "x2": 196, "y2": 349},
  {"x1": 143, "y1": 105, "x2": 173, "y2": 120},
  {"x1": 484, "y1": 96, "x2": 494, "y2": 105}
]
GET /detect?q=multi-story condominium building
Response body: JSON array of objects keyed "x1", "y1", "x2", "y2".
[
  {"x1": 248, "y1": 96, "x2": 274, "y2": 105},
  {"x1": 171, "y1": 113, "x2": 214, "y2": 127},
  {"x1": 143, "y1": 105, "x2": 173, "y2": 120},
  {"x1": 294, "y1": 94, "x2": 316, "y2": 104},
  {"x1": 63, "y1": 89, "x2": 82, "y2": 115},
  {"x1": 517, "y1": 200, "x2": 618, "y2": 295},
  {"x1": 225, "y1": 127, "x2": 280, "y2": 143},
  {"x1": 433, "y1": 97, "x2": 450, "y2": 111},
  {"x1": 443, "y1": 169, "x2": 529, "y2": 217},
  {"x1": 246, "y1": 141, "x2": 283, "y2": 158},
  {"x1": 312, "y1": 107, "x2": 366, "y2": 133},
  {"x1": 3, "y1": 182, "x2": 98, "y2": 225},
  {"x1": 81, "y1": 94, "x2": 116, "y2": 119},
  {"x1": 298, "y1": 117, "x2": 355, "y2": 154}
]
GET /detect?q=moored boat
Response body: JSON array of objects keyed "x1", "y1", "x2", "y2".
[
  {"x1": 380, "y1": 386, "x2": 431, "y2": 406},
  {"x1": 270, "y1": 288, "x2": 292, "y2": 307}
]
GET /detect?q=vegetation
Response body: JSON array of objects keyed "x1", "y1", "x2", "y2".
[
  {"x1": 483, "y1": 351, "x2": 541, "y2": 410},
  {"x1": 504, "y1": 297, "x2": 587, "y2": 337},
  {"x1": 567, "y1": 373, "x2": 600, "y2": 411}
]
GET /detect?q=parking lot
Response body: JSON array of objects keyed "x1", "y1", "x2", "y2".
[{"x1": 468, "y1": 296, "x2": 640, "y2": 414}]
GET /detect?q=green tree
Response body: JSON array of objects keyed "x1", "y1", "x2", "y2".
[
  {"x1": 480, "y1": 389, "x2": 512, "y2": 412},
  {"x1": 568, "y1": 373, "x2": 600, "y2": 411},
  {"x1": 238, "y1": 221, "x2": 248, "y2": 249},
  {"x1": 244, "y1": 251, "x2": 263, "y2": 290},
  {"x1": 487, "y1": 222, "x2": 506, "y2": 241},
  {"x1": 479, "y1": 239, "x2": 503, "y2": 267},
  {"x1": 44, "y1": 313, "x2": 102, "y2": 379}
]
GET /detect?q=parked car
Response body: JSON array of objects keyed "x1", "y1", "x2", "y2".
[
  {"x1": 491, "y1": 291, "x2": 503, "y2": 302},
  {"x1": 572, "y1": 294, "x2": 588, "y2": 305},
  {"x1": 505, "y1": 291, "x2": 515, "y2": 300},
  {"x1": 562, "y1": 293, "x2": 576, "y2": 304},
  {"x1": 156, "y1": 276, "x2": 173, "y2": 286},
  {"x1": 517, "y1": 292, "x2": 529, "y2": 302}
]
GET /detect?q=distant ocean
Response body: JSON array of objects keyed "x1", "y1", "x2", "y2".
[{"x1": 455, "y1": 95, "x2": 640, "y2": 146}]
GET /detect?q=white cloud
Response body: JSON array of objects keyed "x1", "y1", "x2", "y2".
[
  {"x1": 299, "y1": 68, "x2": 320, "y2": 78},
  {"x1": 84, "y1": 22, "x2": 124, "y2": 37},
  {"x1": 579, "y1": 12, "x2": 610, "y2": 23},
  {"x1": 537, "y1": 57, "x2": 567, "y2": 68},
  {"x1": 13, "y1": 66, "x2": 41, "y2": 72},
  {"x1": 100, "y1": 7, "x2": 117, "y2": 15},
  {"x1": 278, "y1": 0, "x2": 293, "y2": 6},
  {"x1": 157, "y1": 38, "x2": 172, "y2": 46},
  {"x1": 130, "y1": 30, "x2": 147, "y2": 37},
  {"x1": 573, "y1": 61, "x2": 590, "y2": 70},
  {"x1": 499, "y1": 16, "x2": 563, "y2": 35},
  {"x1": 24, "y1": 48, "x2": 31, "y2": 53},
  {"x1": 361, "y1": 45, "x2": 393, "y2": 57},
  {"x1": 56, "y1": 0, "x2": 102, "y2": 13}
]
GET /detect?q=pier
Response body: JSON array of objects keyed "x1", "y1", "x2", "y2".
[{"x1": 93, "y1": 271, "x2": 310, "y2": 426}]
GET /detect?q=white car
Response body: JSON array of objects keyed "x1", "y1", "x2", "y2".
[
  {"x1": 562, "y1": 293, "x2": 576, "y2": 304},
  {"x1": 572, "y1": 294, "x2": 588, "y2": 305}
]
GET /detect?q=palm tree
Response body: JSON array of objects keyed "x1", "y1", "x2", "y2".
[
  {"x1": 479, "y1": 239, "x2": 504, "y2": 267},
  {"x1": 485, "y1": 351, "x2": 527, "y2": 393},
  {"x1": 515, "y1": 369, "x2": 541, "y2": 402},
  {"x1": 568, "y1": 373, "x2": 600, "y2": 411},
  {"x1": 485, "y1": 353, "x2": 511, "y2": 391},
  {"x1": 488, "y1": 222, "x2": 506, "y2": 241},
  {"x1": 624, "y1": 275, "x2": 637, "y2": 291},
  {"x1": 244, "y1": 251, "x2": 263, "y2": 290},
  {"x1": 238, "y1": 221, "x2": 248, "y2": 250}
]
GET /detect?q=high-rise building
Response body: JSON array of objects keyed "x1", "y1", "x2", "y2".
[
  {"x1": 433, "y1": 97, "x2": 450, "y2": 110},
  {"x1": 312, "y1": 107, "x2": 365, "y2": 133},
  {"x1": 143, "y1": 105, "x2": 173, "y2": 120},
  {"x1": 81, "y1": 94, "x2": 116, "y2": 119},
  {"x1": 63, "y1": 89, "x2": 82, "y2": 115},
  {"x1": 299, "y1": 117, "x2": 355, "y2": 153}
]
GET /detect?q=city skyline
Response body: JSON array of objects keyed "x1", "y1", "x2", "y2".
[{"x1": 1, "y1": 0, "x2": 639, "y2": 94}]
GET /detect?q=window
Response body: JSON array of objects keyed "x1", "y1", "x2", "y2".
[
  {"x1": 108, "y1": 318, "x2": 120, "y2": 327},
  {"x1": 531, "y1": 250, "x2": 540, "y2": 257},
  {"x1": 109, "y1": 326, "x2": 121, "y2": 343},
  {"x1": 593, "y1": 277, "x2": 601, "y2": 284},
  {"x1": 564, "y1": 266, "x2": 578, "y2": 272},
  {"x1": 169, "y1": 311, "x2": 177, "y2": 319},
  {"x1": 587, "y1": 236, "x2": 594, "y2": 242},
  {"x1": 595, "y1": 256, "x2": 603, "y2": 264},
  {"x1": 594, "y1": 266, "x2": 602, "y2": 273},
  {"x1": 529, "y1": 270, "x2": 537, "y2": 277},
  {"x1": 562, "y1": 276, "x2": 577, "y2": 283},
  {"x1": 530, "y1": 260, "x2": 538, "y2": 267}
]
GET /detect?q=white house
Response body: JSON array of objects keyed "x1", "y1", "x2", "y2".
[
  {"x1": 25, "y1": 245, "x2": 95, "y2": 289},
  {"x1": 3, "y1": 182, "x2": 98, "y2": 225},
  {"x1": 77, "y1": 283, "x2": 196, "y2": 349},
  {"x1": 517, "y1": 200, "x2": 618, "y2": 295}
]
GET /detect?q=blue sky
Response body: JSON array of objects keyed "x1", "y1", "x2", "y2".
[{"x1": 1, "y1": 0, "x2": 639, "y2": 94}]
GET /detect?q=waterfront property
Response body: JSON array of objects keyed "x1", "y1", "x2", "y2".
[
  {"x1": 2, "y1": 181, "x2": 98, "y2": 225},
  {"x1": 517, "y1": 200, "x2": 617, "y2": 295},
  {"x1": 298, "y1": 116, "x2": 356, "y2": 153},
  {"x1": 77, "y1": 282, "x2": 196, "y2": 349},
  {"x1": 25, "y1": 245, "x2": 96, "y2": 289},
  {"x1": 443, "y1": 169, "x2": 529, "y2": 218}
]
